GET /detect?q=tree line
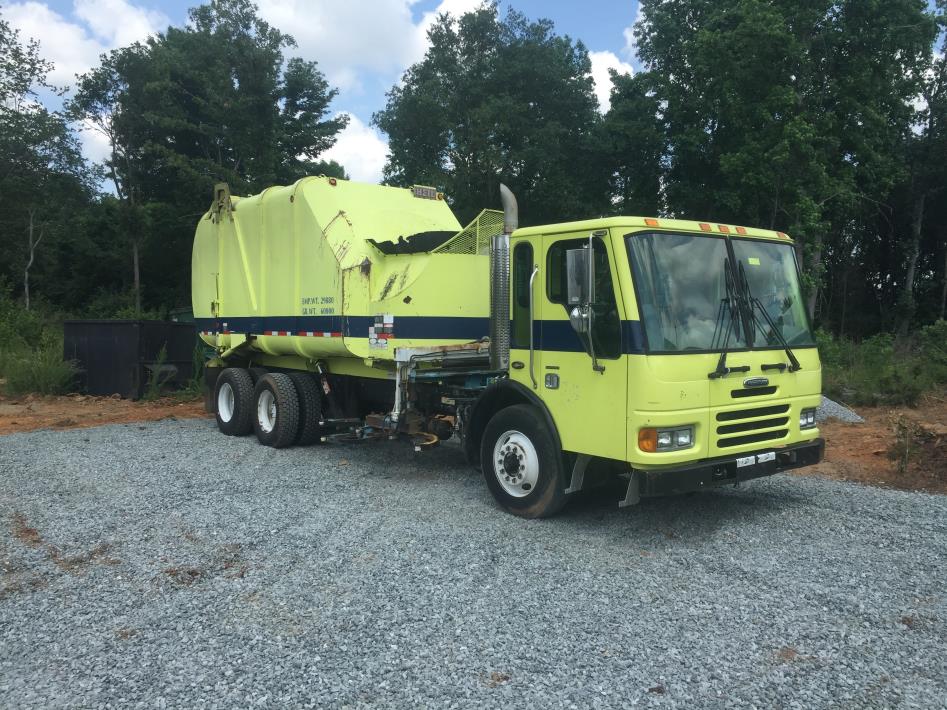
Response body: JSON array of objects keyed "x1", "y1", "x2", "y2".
[{"x1": 1, "y1": 0, "x2": 945, "y2": 338}]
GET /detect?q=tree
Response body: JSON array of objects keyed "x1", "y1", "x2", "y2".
[
  {"x1": 68, "y1": 0, "x2": 348, "y2": 312},
  {"x1": 0, "y1": 15, "x2": 93, "y2": 310},
  {"x1": 601, "y1": 71, "x2": 665, "y2": 216},
  {"x1": 634, "y1": 0, "x2": 937, "y2": 319},
  {"x1": 374, "y1": 4, "x2": 608, "y2": 226}
]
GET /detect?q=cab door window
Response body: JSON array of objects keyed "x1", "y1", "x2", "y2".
[
  {"x1": 511, "y1": 242, "x2": 533, "y2": 349},
  {"x1": 547, "y1": 237, "x2": 621, "y2": 358}
]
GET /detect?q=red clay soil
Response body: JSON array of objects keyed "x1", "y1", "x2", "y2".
[
  {"x1": 1, "y1": 389, "x2": 944, "y2": 495},
  {"x1": 0, "y1": 393, "x2": 209, "y2": 435},
  {"x1": 798, "y1": 391, "x2": 947, "y2": 495}
]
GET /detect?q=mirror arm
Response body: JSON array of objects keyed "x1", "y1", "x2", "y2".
[{"x1": 528, "y1": 265, "x2": 539, "y2": 389}]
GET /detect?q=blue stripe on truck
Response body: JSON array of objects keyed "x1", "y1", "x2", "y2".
[{"x1": 195, "y1": 316, "x2": 645, "y2": 355}]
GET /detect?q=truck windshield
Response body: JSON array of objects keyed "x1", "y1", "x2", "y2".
[
  {"x1": 731, "y1": 238, "x2": 814, "y2": 347},
  {"x1": 626, "y1": 232, "x2": 814, "y2": 352},
  {"x1": 626, "y1": 232, "x2": 748, "y2": 352}
]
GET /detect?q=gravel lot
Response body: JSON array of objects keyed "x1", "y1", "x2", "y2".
[{"x1": 1, "y1": 418, "x2": 946, "y2": 708}]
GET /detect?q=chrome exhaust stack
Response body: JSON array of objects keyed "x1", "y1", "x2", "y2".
[{"x1": 490, "y1": 184, "x2": 517, "y2": 370}]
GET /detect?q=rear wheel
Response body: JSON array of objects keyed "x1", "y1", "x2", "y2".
[
  {"x1": 288, "y1": 372, "x2": 324, "y2": 446},
  {"x1": 480, "y1": 404, "x2": 567, "y2": 518},
  {"x1": 253, "y1": 373, "x2": 300, "y2": 448},
  {"x1": 214, "y1": 368, "x2": 254, "y2": 436}
]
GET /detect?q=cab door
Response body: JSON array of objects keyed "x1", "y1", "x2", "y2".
[
  {"x1": 538, "y1": 232, "x2": 628, "y2": 461},
  {"x1": 508, "y1": 236, "x2": 542, "y2": 392}
]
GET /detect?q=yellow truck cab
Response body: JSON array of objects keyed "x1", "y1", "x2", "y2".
[{"x1": 194, "y1": 178, "x2": 824, "y2": 518}]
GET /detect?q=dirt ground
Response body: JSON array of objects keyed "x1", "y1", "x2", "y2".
[
  {"x1": 804, "y1": 391, "x2": 947, "y2": 494},
  {"x1": 0, "y1": 393, "x2": 209, "y2": 435},
  {"x1": 0, "y1": 390, "x2": 944, "y2": 495}
]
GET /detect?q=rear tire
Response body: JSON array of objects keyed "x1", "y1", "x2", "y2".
[
  {"x1": 288, "y1": 372, "x2": 324, "y2": 446},
  {"x1": 214, "y1": 368, "x2": 254, "y2": 436},
  {"x1": 480, "y1": 404, "x2": 567, "y2": 518},
  {"x1": 253, "y1": 373, "x2": 300, "y2": 448}
]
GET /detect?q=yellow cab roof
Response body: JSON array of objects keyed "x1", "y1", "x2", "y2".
[{"x1": 512, "y1": 216, "x2": 794, "y2": 243}]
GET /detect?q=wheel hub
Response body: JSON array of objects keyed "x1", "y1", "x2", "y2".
[{"x1": 492, "y1": 430, "x2": 539, "y2": 498}]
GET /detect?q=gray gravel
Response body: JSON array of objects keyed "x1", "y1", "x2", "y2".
[
  {"x1": 817, "y1": 395, "x2": 865, "y2": 423},
  {"x1": 2, "y1": 418, "x2": 946, "y2": 708}
]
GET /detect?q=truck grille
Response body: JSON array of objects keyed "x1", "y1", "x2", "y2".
[{"x1": 715, "y1": 404, "x2": 790, "y2": 449}]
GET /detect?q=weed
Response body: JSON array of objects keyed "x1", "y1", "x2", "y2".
[{"x1": 142, "y1": 344, "x2": 170, "y2": 401}]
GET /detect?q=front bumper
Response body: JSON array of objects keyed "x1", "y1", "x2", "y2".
[{"x1": 635, "y1": 438, "x2": 825, "y2": 498}]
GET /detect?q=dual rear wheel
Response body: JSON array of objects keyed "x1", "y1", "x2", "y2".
[{"x1": 214, "y1": 367, "x2": 323, "y2": 447}]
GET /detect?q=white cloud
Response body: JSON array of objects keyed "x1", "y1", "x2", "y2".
[
  {"x1": 321, "y1": 113, "x2": 389, "y2": 183},
  {"x1": 5, "y1": 1, "x2": 105, "y2": 87},
  {"x1": 5, "y1": 0, "x2": 165, "y2": 87},
  {"x1": 5, "y1": 0, "x2": 166, "y2": 165},
  {"x1": 77, "y1": 118, "x2": 113, "y2": 164},
  {"x1": 256, "y1": 0, "x2": 482, "y2": 93},
  {"x1": 74, "y1": 0, "x2": 167, "y2": 47},
  {"x1": 588, "y1": 50, "x2": 633, "y2": 112},
  {"x1": 623, "y1": 2, "x2": 643, "y2": 60}
]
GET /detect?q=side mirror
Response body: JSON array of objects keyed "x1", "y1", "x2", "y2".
[
  {"x1": 569, "y1": 306, "x2": 590, "y2": 334},
  {"x1": 566, "y1": 248, "x2": 591, "y2": 306}
]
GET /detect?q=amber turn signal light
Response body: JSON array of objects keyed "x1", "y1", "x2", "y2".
[{"x1": 638, "y1": 428, "x2": 657, "y2": 453}]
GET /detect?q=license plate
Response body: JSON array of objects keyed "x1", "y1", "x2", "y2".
[{"x1": 737, "y1": 452, "x2": 775, "y2": 468}]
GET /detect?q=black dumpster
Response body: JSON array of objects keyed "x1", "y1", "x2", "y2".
[{"x1": 63, "y1": 320, "x2": 198, "y2": 399}]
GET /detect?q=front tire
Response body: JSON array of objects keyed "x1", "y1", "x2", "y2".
[
  {"x1": 480, "y1": 404, "x2": 567, "y2": 518},
  {"x1": 253, "y1": 373, "x2": 300, "y2": 448},
  {"x1": 214, "y1": 368, "x2": 254, "y2": 436}
]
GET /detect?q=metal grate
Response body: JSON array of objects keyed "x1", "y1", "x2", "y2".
[
  {"x1": 717, "y1": 429, "x2": 788, "y2": 448},
  {"x1": 717, "y1": 404, "x2": 790, "y2": 422},
  {"x1": 433, "y1": 209, "x2": 504, "y2": 255}
]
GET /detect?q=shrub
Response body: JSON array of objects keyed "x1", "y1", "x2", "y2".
[
  {"x1": 2, "y1": 337, "x2": 79, "y2": 396},
  {"x1": 817, "y1": 328, "x2": 941, "y2": 407}
]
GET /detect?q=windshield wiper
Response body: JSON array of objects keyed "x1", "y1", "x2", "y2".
[
  {"x1": 708, "y1": 258, "x2": 751, "y2": 379},
  {"x1": 737, "y1": 262, "x2": 802, "y2": 372}
]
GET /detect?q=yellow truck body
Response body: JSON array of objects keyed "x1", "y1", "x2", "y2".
[{"x1": 194, "y1": 177, "x2": 824, "y2": 517}]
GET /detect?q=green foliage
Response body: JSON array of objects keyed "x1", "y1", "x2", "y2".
[
  {"x1": 171, "y1": 344, "x2": 208, "y2": 401},
  {"x1": 142, "y1": 344, "x2": 169, "y2": 401},
  {"x1": 63, "y1": 0, "x2": 348, "y2": 311},
  {"x1": 373, "y1": 4, "x2": 609, "y2": 225},
  {"x1": 1, "y1": 335, "x2": 79, "y2": 396},
  {"x1": 818, "y1": 327, "x2": 947, "y2": 406},
  {"x1": 0, "y1": 286, "x2": 45, "y2": 350}
]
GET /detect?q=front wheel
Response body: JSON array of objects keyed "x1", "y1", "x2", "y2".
[{"x1": 480, "y1": 404, "x2": 567, "y2": 518}]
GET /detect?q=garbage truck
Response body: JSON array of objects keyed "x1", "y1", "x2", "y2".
[{"x1": 193, "y1": 176, "x2": 824, "y2": 517}]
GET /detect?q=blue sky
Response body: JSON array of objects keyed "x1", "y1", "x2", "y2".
[{"x1": 4, "y1": 0, "x2": 640, "y2": 181}]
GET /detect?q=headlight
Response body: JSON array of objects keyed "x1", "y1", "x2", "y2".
[
  {"x1": 799, "y1": 408, "x2": 817, "y2": 429},
  {"x1": 639, "y1": 426, "x2": 695, "y2": 452}
]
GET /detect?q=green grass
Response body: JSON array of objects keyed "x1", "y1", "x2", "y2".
[{"x1": 0, "y1": 338, "x2": 80, "y2": 396}]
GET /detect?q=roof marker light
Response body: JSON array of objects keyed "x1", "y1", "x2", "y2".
[
  {"x1": 699, "y1": 223, "x2": 712, "y2": 232},
  {"x1": 777, "y1": 231, "x2": 789, "y2": 239},
  {"x1": 717, "y1": 224, "x2": 730, "y2": 234},
  {"x1": 735, "y1": 226, "x2": 748, "y2": 235},
  {"x1": 645, "y1": 218, "x2": 660, "y2": 227}
]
